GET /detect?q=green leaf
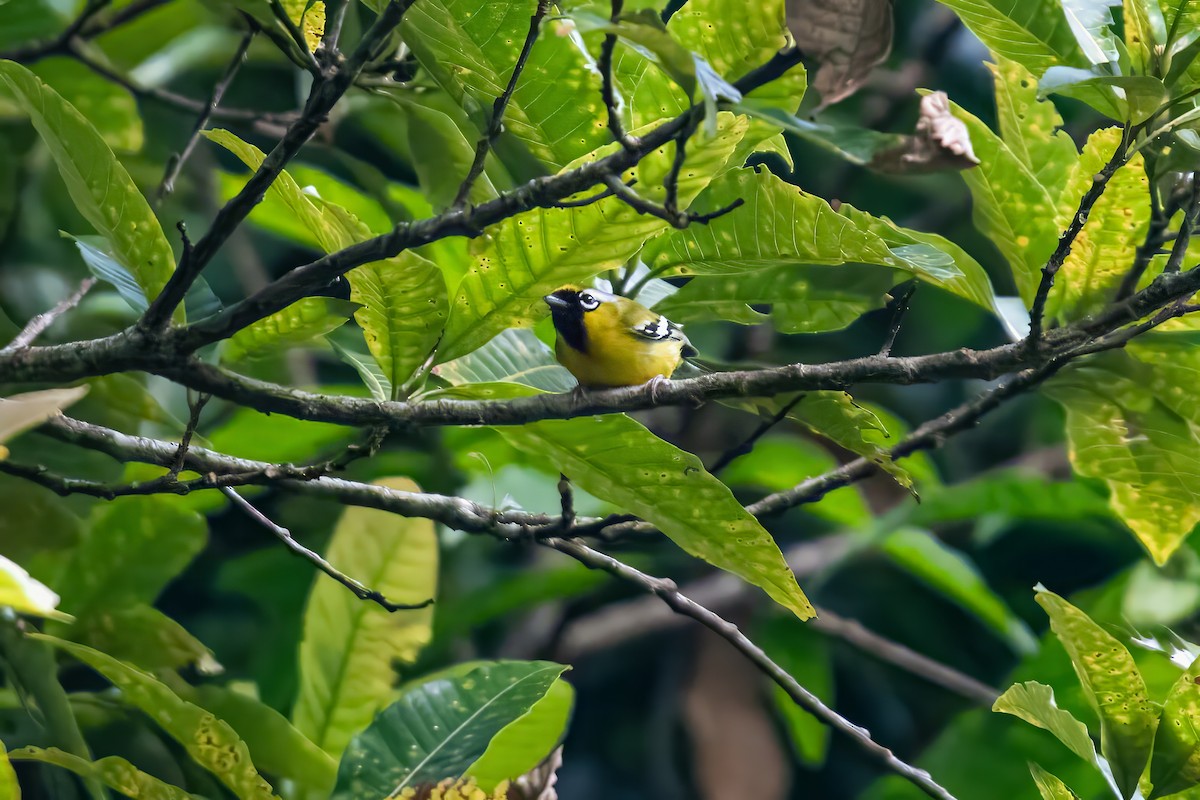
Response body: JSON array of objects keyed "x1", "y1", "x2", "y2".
[
  {"x1": 1029, "y1": 763, "x2": 1083, "y2": 800},
  {"x1": 445, "y1": 382, "x2": 814, "y2": 619},
  {"x1": 433, "y1": 329, "x2": 575, "y2": 393},
  {"x1": 292, "y1": 477, "x2": 438, "y2": 758},
  {"x1": 0, "y1": 740, "x2": 15, "y2": 800},
  {"x1": 465, "y1": 677, "x2": 573, "y2": 791},
  {"x1": 347, "y1": 251, "x2": 447, "y2": 398},
  {"x1": 0, "y1": 61, "x2": 176, "y2": 317},
  {"x1": 31, "y1": 57, "x2": 143, "y2": 152},
  {"x1": 0, "y1": 553, "x2": 68, "y2": 621},
  {"x1": 71, "y1": 605, "x2": 218, "y2": 674},
  {"x1": 933, "y1": 0, "x2": 1093, "y2": 73},
  {"x1": 333, "y1": 660, "x2": 568, "y2": 799},
  {"x1": 907, "y1": 471, "x2": 1113, "y2": 527},
  {"x1": 190, "y1": 685, "x2": 337, "y2": 798},
  {"x1": 36, "y1": 636, "x2": 280, "y2": 800},
  {"x1": 993, "y1": 681, "x2": 1099, "y2": 765},
  {"x1": 1125, "y1": 0, "x2": 1167, "y2": 74},
  {"x1": 17, "y1": 747, "x2": 187, "y2": 799},
  {"x1": 1035, "y1": 587, "x2": 1158, "y2": 799},
  {"x1": 207, "y1": 406, "x2": 352, "y2": 463},
  {"x1": 328, "y1": 337, "x2": 393, "y2": 402},
  {"x1": 10, "y1": 746, "x2": 197, "y2": 799},
  {"x1": 1149, "y1": 654, "x2": 1200, "y2": 797},
  {"x1": 402, "y1": 0, "x2": 607, "y2": 170},
  {"x1": 943, "y1": 94, "x2": 1061, "y2": 304},
  {"x1": 1045, "y1": 356, "x2": 1200, "y2": 564},
  {"x1": 882, "y1": 528, "x2": 1036, "y2": 652},
  {"x1": 222, "y1": 297, "x2": 357, "y2": 362},
  {"x1": 53, "y1": 496, "x2": 207, "y2": 621},
  {"x1": 437, "y1": 112, "x2": 748, "y2": 361},
  {"x1": 1050, "y1": 127, "x2": 1150, "y2": 319},
  {"x1": 985, "y1": 58, "x2": 1079, "y2": 192},
  {"x1": 1040, "y1": 68, "x2": 1167, "y2": 123}
]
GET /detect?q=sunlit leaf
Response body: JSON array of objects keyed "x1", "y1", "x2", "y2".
[
  {"x1": 986, "y1": 58, "x2": 1078, "y2": 192},
  {"x1": 932, "y1": 0, "x2": 1093, "y2": 73},
  {"x1": 437, "y1": 112, "x2": 748, "y2": 361},
  {"x1": 1149, "y1": 653, "x2": 1200, "y2": 797},
  {"x1": 993, "y1": 681, "x2": 1099, "y2": 765},
  {"x1": 1035, "y1": 587, "x2": 1158, "y2": 799},
  {"x1": 9, "y1": 746, "x2": 197, "y2": 799},
  {"x1": 1029, "y1": 763, "x2": 1083, "y2": 800},
  {"x1": 0, "y1": 553, "x2": 69, "y2": 621},
  {"x1": 0, "y1": 740, "x2": 15, "y2": 800},
  {"x1": 434, "y1": 329, "x2": 575, "y2": 393},
  {"x1": 36, "y1": 636, "x2": 279, "y2": 800},
  {"x1": 1125, "y1": 0, "x2": 1167, "y2": 74},
  {"x1": 465, "y1": 677, "x2": 573, "y2": 791},
  {"x1": 31, "y1": 57, "x2": 142, "y2": 152},
  {"x1": 0, "y1": 61, "x2": 177, "y2": 317},
  {"x1": 222, "y1": 297, "x2": 357, "y2": 362},
  {"x1": 333, "y1": 661, "x2": 568, "y2": 799},
  {"x1": 292, "y1": 478, "x2": 438, "y2": 758}
]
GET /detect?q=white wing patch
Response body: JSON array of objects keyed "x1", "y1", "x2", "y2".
[{"x1": 633, "y1": 315, "x2": 672, "y2": 341}]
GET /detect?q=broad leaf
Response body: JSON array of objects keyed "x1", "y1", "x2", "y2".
[
  {"x1": 443, "y1": 383, "x2": 814, "y2": 619},
  {"x1": 882, "y1": 528, "x2": 1036, "y2": 652},
  {"x1": 993, "y1": 681, "x2": 1099, "y2": 765},
  {"x1": 329, "y1": 337, "x2": 393, "y2": 402},
  {"x1": 434, "y1": 329, "x2": 575, "y2": 393},
  {"x1": 0, "y1": 61, "x2": 176, "y2": 315},
  {"x1": 1124, "y1": 0, "x2": 1167, "y2": 75},
  {"x1": 465, "y1": 677, "x2": 574, "y2": 791},
  {"x1": 1051, "y1": 127, "x2": 1149, "y2": 319},
  {"x1": 0, "y1": 553, "x2": 68, "y2": 621},
  {"x1": 333, "y1": 661, "x2": 568, "y2": 799},
  {"x1": 402, "y1": 0, "x2": 607, "y2": 170},
  {"x1": 1029, "y1": 763, "x2": 1083, "y2": 800},
  {"x1": 32, "y1": 57, "x2": 143, "y2": 152},
  {"x1": 1046, "y1": 356, "x2": 1200, "y2": 564},
  {"x1": 72, "y1": 605, "x2": 218, "y2": 674},
  {"x1": 437, "y1": 112, "x2": 748, "y2": 361},
  {"x1": 1040, "y1": 68, "x2": 1167, "y2": 123},
  {"x1": 933, "y1": 0, "x2": 1092, "y2": 73},
  {"x1": 292, "y1": 478, "x2": 438, "y2": 758},
  {"x1": 9, "y1": 747, "x2": 197, "y2": 799},
  {"x1": 222, "y1": 297, "x2": 357, "y2": 362},
  {"x1": 37, "y1": 636, "x2": 279, "y2": 800},
  {"x1": 54, "y1": 496, "x2": 207, "y2": 621},
  {"x1": 1150, "y1": 654, "x2": 1200, "y2": 797},
  {"x1": 1035, "y1": 587, "x2": 1158, "y2": 799}
]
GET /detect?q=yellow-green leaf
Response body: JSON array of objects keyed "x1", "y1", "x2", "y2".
[
  {"x1": 1149, "y1": 654, "x2": 1200, "y2": 798},
  {"x1": 292, "y1": 477, "x2": 438, "y2": 758},
  {"x1": 223, "y1": 297, "x2": 357, "y2": 362},
  {"x1": 0, "y1": 740, "x2": 16, "y2": 800},
  {"x1": 1029, "y1": 763, "x2": 1083, "y2": 800},
  {"x1": 465, "y1": 677, "x2": 573, "y2": 791},
  {"x1": 9, "y1": 747, "x2": 195, "y2": 800},
  {"x1": 0, "y1": 554, "x2": 67, "y2": 621},
  {"x1": 993, "y1": 681, "x2": 1098, "y2": 765}
]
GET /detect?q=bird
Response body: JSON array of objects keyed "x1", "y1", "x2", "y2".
[{"x1": 543, "y1": 285, "x2": 697, "y2": 390}]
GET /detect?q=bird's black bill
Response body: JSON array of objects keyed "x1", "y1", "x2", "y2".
[{"x1": 543, "y1": 293, "x2": 571, "y2": 309}]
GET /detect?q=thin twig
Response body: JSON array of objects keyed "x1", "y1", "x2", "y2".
[
  {"x1": 879, "y1": 281, "x2": 917, "y2": 356},
  {"x1": 220, "y1": 486, "x2": 434, "y2": 611},
  {"x1": 597, "y1": 0, "x2": 637, "y2": 150},
  {"x1": 706, "y1": 393, "x2": 805, "y2": 474},
  {"x1": 319, "y1": 0, "x2": 352, "y2": 66},
  {"x1": 544, "y1": 537, "x2": 959, "y2": 800},
  {"x1": 157, "y1": 29, "x2": 256, "y2": 203},
  {"x1": 452, "y1": 0, "x2": 549, "y2": 207},
  {"x1": 2, "y1": 278, "x2": 96, "y2": 352},
  {"x1": 1164, "y1": 175, "x2": 1200, "y2": 274},
  {"x1": 0, "y1": 0, "x2": 169, "y2": 62},
  {"x1": 558, "y1": 474, "x2": 575, "y2": 530},
  {"x1": 168, "y1": 393, "x2": 211, "y2": 477}
]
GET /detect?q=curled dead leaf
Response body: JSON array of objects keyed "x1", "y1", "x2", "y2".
[
  {"x1": 785, "y1": 0, "x2": 894, "y2": 109},
  {"x1": 870, "y1": 91, "x2": 980, "y2": 174}
]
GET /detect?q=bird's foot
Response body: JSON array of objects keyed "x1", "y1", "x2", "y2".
[{"x1": 644, "y1": 374, "x2": 670, "y2": 403}]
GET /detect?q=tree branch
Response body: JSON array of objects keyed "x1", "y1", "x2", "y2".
[
  {"x1": 543, "y1": 536, "x2": 959, "y2": 800},
  {"x1": 1, "y1": 278, "x2": 96, "y2": 352}
]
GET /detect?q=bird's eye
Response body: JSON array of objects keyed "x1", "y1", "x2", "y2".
[{"x1": 579, "y1": 292, "x2": 600, "y2": 310}]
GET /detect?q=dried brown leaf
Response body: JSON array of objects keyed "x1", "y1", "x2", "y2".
[
  {"x1": 870, "y1": 91, "x2": 980, "y2": 174},
  {"x1": 786, "y1": 0, "x2": 895, "y2": 108}
]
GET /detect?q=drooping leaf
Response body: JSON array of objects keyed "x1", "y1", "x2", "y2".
[
  {"x1": 222, "y1": 297, "x2": 357, "y2": 362},
  {"x1": 1029, "y1": 763, "x2": 1084, "y2": 800},
  {"x1": 465, "y1": 677, "x2": 574, "y2": 791},
  {"x1": 402, "y1": 0, "x2": 607, "y2": 170},
  {"x1": 784, "y1": 0, "x2": 893, "y2": 107},
  {"x1": 433, "y1": 329, "x2": 575, "y2": 393},
  {"x1": 437, "y1": 112, "x2": 748, "y2": 361},
  {"x1": 932, "y1": 0, "x2": 1093, "y2": 73},
  {"x1": 36, "y1": 636, "x2": 280, "y2": 800},
  {"x1": 1045, "y1": 355, "x2": 1200, "y2": 564},
  {"x1": 292, "y1": 478, "x2": 438, "y2": 758},
  {"x1": 333, "y1": 661, "x2": 569, "y2": 799},
  {"x1": 53, "y1": 496, "x2": 207, "y2": 621},
  {"x1": 883, "y1": 528, "x2": 1036, "y2": 652},
  {"x1": 1149, "y1": 654, "x2": 1200, "y2": 797},
  {"x1": 1035, "y1": 587, "x2": 1158, "y2": 799},
  {"x1": 0, "y1": 61, "x2": 177, "y2": 315},
  {"x1": 993, "y1": 681, "x2": 1099, "y2": 765},
  {"x1": 9, "y1": 747, "x2": 197, "y2": 799},
  {"x1": 0, "y1": 553, "x2": 69, "y2": 621},
  {"x1": 1050, "y1": 127, "x2": 1149, "y2": 319},
  {"x1": 72, "y1": 605, "x2": 219, "y2": 675},
  {"x1": 442, "y1": 383, "x2": 815, "y2": 620}
]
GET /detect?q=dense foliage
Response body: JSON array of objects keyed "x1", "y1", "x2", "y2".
[{"x1": 5, "y1": 0, "x2": 1200, "y2": 798}]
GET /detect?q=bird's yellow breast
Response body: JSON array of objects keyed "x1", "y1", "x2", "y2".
[{"x1": 554, "y1": 302, "x2": 684, "y2": 387}]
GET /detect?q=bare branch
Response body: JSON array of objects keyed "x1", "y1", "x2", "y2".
[
  {"x1": 597, "y1": 0, "x2": 638, "y2": 151},
  {"x1": 220, "y1": 486, "x2": 433, "y2": 611},
  {"x1": 2, "y1": 278, "x2": 96, "y2": 352},
  {"x1": 706, "y1": 393, "x2": 805, "y2": 474},
  {"x1": 879, "y1": 281, "x2": 917, "y2": 356},
  {"x1": 453, "y1": 0, "x2": 550, "y2": 207},
  {"x1": 1164, "y1": 175, "x2": 1200, "y2": 275},
  {"x1": 0, "y1": 0, "x2": 170, "y2": 62},
  {"x1": 544, "y1": 536, "x2": 959, "y2": 800}
]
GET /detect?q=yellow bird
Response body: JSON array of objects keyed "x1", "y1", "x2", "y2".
[{"x1": 543, "y1": 285, "x2": 696, "y2": 389}]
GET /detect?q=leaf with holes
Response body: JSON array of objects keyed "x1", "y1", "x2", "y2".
[
  {"x1": 35, "y1": 636, "x2": 279, "y2": 800},
  {"x1": 9, "y1": 747, "x2": 197, "y2": 799},
  {"x1": 1149, "y1": 654, "x2": 1200, "y2": 797},
  {"x1": 332, "y1": 660, "x2": 568, "y2": 799},
  {"x1": 1035, "y1": 587, "x2": 1158, "y2": 799},
  {"x1": 292, "y1": 478, "x2": 438, "y2": 759},
  {"x1": 437, "y1": 112, "x2": 747, "y2": 362},
  {"x1": 986, "y1": 58, "x2": 1078, "y2": 192}
]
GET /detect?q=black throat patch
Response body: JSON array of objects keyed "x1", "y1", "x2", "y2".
[{"x1": 548, "y1": 289, "x2": 588, "y2": 353}]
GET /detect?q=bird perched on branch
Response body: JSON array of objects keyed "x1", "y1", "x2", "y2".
[{"x1": 543, "y1": 285, "x2": 696, "y2": 390}]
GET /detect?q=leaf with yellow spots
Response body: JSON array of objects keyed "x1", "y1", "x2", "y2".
[
  {"x1": 33, "y1": 636, "x2": 280, "y2": 800},
  {"x1": 1029, "y1": 763, "x2": 1083, "y2": 800},
  {"x1": 1149, "y1": 653, "x2": 1200, "y2": 798},
  {"x1": 9, "y1": 746, "x2": 200, "y2": 800},
  {"x1": 281, "y1": 0, "x2": 324, "y2": 50},
  {"x1": 985, "y1": 58, "x2": 1077, "y2": 196},
  {"x1": 1035, "y1": 587, "x2": 1158, "y2": 800}
]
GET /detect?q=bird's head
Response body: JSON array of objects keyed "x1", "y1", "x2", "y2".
[{"x1": 544, "y1": 285, "x2": 616, "y2": 352}]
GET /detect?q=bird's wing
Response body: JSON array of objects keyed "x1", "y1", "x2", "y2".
[{"x1": 628, "y1": 314, "x2": 697, "y2": 357}]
